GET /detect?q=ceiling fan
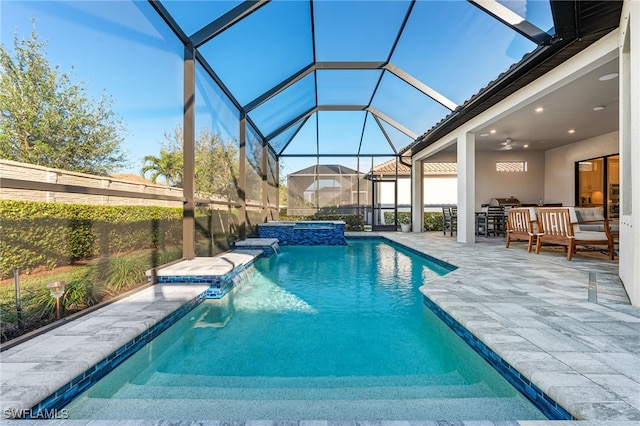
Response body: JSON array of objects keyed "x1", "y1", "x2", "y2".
[{"x1": 499, "y1": 137, "x2": 518, "y2": 151}]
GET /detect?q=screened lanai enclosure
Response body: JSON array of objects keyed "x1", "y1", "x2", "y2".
[
  {"x1": 142, "y1": 0, "x2": 560, "y2": 255},
  {"x1": 2, "y1": 0, "x2": 567, "y2": 258}
]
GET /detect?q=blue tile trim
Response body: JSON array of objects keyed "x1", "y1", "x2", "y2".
[
  {"x1": 27, "y1": 291, "x2": 207, "y2": 417},
  {"x1": 258, "y1": 222, "x2": 346, "y2": 245},
  {"x1": 346, "y1": 235, "x2": 458, "y2": 272},
  {"x1": 154, "y1": 258, "x2": 259, "y2": 300},
  {"x1": 422, "y1": 295, "x2": 574, "y2": 421},
  {"x1": 234, "y1": 245, "x2": 278, "y2": 257}
]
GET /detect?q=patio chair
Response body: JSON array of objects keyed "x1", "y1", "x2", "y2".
[
  {"x1": 442, "y1": 207, "x2": 457, "y2": 236},
  {"x1": 449, "y1": 207, "x2": 457, "y2": 236},
  {"x1": 486, "y1": 206, "x2": 506, "y2": 237},
  {"x1": 505, "y1": 207, "x2": 538, "y2": 252},
  {"x1": 476, "y1": 207, "x2": 488, "y2": 236},
  {"x1": 535, "y1": 207, "x2": 614, "y2": 260},
  {"x1": 442, "y1": 207, "x2": 451, "y2": 235}
]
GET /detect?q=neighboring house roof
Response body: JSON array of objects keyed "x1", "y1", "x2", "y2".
[
  {"x1": 370, "y1": 158, "x2": 457, "y2": 176},
  {"x1": 288, "y1": 164, "x2": 362, "y2": 176},
  {"x1": 109, "y1": 173, "x2": 156, "y2": 184}
]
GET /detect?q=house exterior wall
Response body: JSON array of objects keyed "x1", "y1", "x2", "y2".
[
  {"x1": 618, "y1": 0, "x2": 640, "y2": 306},
  {"x1": 379, "y1": 176, "x2": 457, "y2": 207},
  {"x1": 424, "y1": 177, "x2": 457, "y2": 206},
  {"x1": 544, "y1": 131, "x2": 619, "y2": 207},
  {"x1": 476, "y1": 150, "x2": 545, "y2": 209}
]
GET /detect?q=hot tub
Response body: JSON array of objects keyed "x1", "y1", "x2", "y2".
[{"x1": 257, "y1": 221, "x2": 346, "y2": 245}]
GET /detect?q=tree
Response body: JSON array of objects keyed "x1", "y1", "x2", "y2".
[
  {"x1": 279, "y1": 173, "x2": 287, "y2": 207},
  {"x1": 193, "y1": 128, "x2": 240, "y2": 201},
  {"x1": 0, "y1": 26, "x2": 127, "y2": 174},
  {"x1": 149, "y1": 125, "x2": 240, "y2": 200},
  {"x1": 141, "y1": 150, "x2": 183, "y2": 187}
]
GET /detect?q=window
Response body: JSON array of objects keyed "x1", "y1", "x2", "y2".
[{"x1": 496, "y1": 161, "x2": 527, "y2": 172}]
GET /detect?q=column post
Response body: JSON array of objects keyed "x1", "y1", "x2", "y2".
[
  {"x1": 239, "y1": 114, "x2": 247, "y2": 240},
  {"x1": 182, "y1": 44, "x2": 196, "y2": 259},
  {"x1": 456, "y1": 132, "x2": 476, "y2": 243},
  {"x1": 411, "y1": 156, "x2": 423, "y2": 232}
]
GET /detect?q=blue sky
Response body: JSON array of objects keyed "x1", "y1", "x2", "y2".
[
  {"x1": 2, "y1": 0, "x2": 185, "y2": 174},
  {"x1": 1, "y1": 0, "x2": 553, "y2": 176}
]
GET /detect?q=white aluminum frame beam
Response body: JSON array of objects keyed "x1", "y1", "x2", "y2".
[{"x1": 469, "y1": 0, "x2": 552, "y2": 45}]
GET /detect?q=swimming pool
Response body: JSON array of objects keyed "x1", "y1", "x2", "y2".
[{"x1": 64, "y1": 239, "x2": 546, "y2": 420}]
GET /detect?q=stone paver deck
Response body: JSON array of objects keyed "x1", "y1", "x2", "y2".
[
  {"x1": 1, "y1": 232, "x2": 639, "y2": 425},
  {"x1": 378, "y1": 231, "x2": 640, "y2": 422},
  {"x1": 0, "y1": 284, "x2": 209, "y2": 418},
  {"x1": 153, "y1": 251, "x2": 261, "y2": 277}
]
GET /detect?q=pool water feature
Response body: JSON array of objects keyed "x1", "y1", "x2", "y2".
[
  {"x1": 64, "y1": 239, "x2": 547, "y2": 420},
  {"x1": 257, "y1": 220, "x2": 346, "y2": 245}
]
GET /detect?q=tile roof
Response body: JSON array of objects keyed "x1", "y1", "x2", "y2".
[
  {"x1": 109, "y1": 173, "x2": 155, "y2": 184},
  {"x1": 370, "y1": 159, "x2": 457, "y2": 176},
  {"x1": 288, "y1": 164, "x2": 361, "y2": 176}
]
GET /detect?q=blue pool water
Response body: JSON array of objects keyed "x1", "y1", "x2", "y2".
[{"x1": 65, "y1": 239, "x2": 546, "y2": 420}]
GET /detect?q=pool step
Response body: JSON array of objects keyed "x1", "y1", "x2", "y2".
[
  {"x1": 136, "y1": 370, "x2": 478, "y2": 389},
  {"x1": 67, "y1": 396, "x2": 545, "y2": 420},
  {"x1": 97, "y1": 370, "x2": 518, "y2": 402},
  {"x1": 110, "y1": 380, "x2": 494, "y2": 401},
  {"x1": 148, "y1": 251, "x2": 263, "y2": 299}
]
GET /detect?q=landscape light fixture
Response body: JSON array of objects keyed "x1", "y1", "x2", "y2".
[{"x1": 47, "y1": 280, "x2": 67, "y2": 319}]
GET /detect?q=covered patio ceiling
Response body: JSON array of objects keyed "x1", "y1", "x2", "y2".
[
  {"x1": 150, "y1": 0, "x2": 568, "y2": 160},
  {"x1": 422, "y1": 55, "x2": 620, "y2": 156}
]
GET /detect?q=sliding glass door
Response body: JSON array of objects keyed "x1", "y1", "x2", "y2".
[{"x1": 576, "y1": 154, "x2": 619, "y2": 218}]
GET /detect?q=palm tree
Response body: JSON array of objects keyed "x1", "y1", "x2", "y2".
[{"x1": 140, "y1": 150, "x2": 183, "y2": 187}]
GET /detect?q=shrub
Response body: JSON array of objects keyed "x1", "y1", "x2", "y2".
[
  {"x1": 63, "y1": 278, "x2": 99, "y2": 312},
  {"x1": 383, "y1": 211, "x2": 444, "y2": 231},
  {"x1": 0, "y1": 200, "x2": 182, "y2": 278},
  {"x1": 423, "y1": 212, "x2": 443, "y2": 231},
  {"x1": 99, "y1": 255, "x2": 147, "y2": 296},
  {"x1": 0, "y1": 246, "x2": 183, "y2": 342}
]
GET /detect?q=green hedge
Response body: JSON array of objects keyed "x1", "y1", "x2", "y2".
[
  {"x1": 423, "y1": 212, "x2": 444, "y2": 231},
  {"x1": 194, "y1": 207, "x2": 239, "y2": 256},
  {"x1": 0, "y1": 200, "x2": 183, "y2": 278},
  {"x1": 383, "y1": 211, "x2": 444, "y2": 231}
]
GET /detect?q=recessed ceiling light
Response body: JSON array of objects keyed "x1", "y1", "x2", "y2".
[
  {"x1": 568, "y1": 129, "x2": 576, "y2": 134},
  {"x1": 523, "y1": 144, "x2": 529, "y2": 148},
  {"x1": 599, "y1": 73, "x2": 618, "y2": 81},
  {"x1": 593, "y1": 106, "x2": 605, "y2": 111},
  {"x1": 480, "y1": 133, "x2": 489, "y2": 137},
  {"x1": 490, "y1": 129, "x2": 496, "y2": 134},
  {"x1": 534, "y1": 107, "x2": 544, "y2": 113}
]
